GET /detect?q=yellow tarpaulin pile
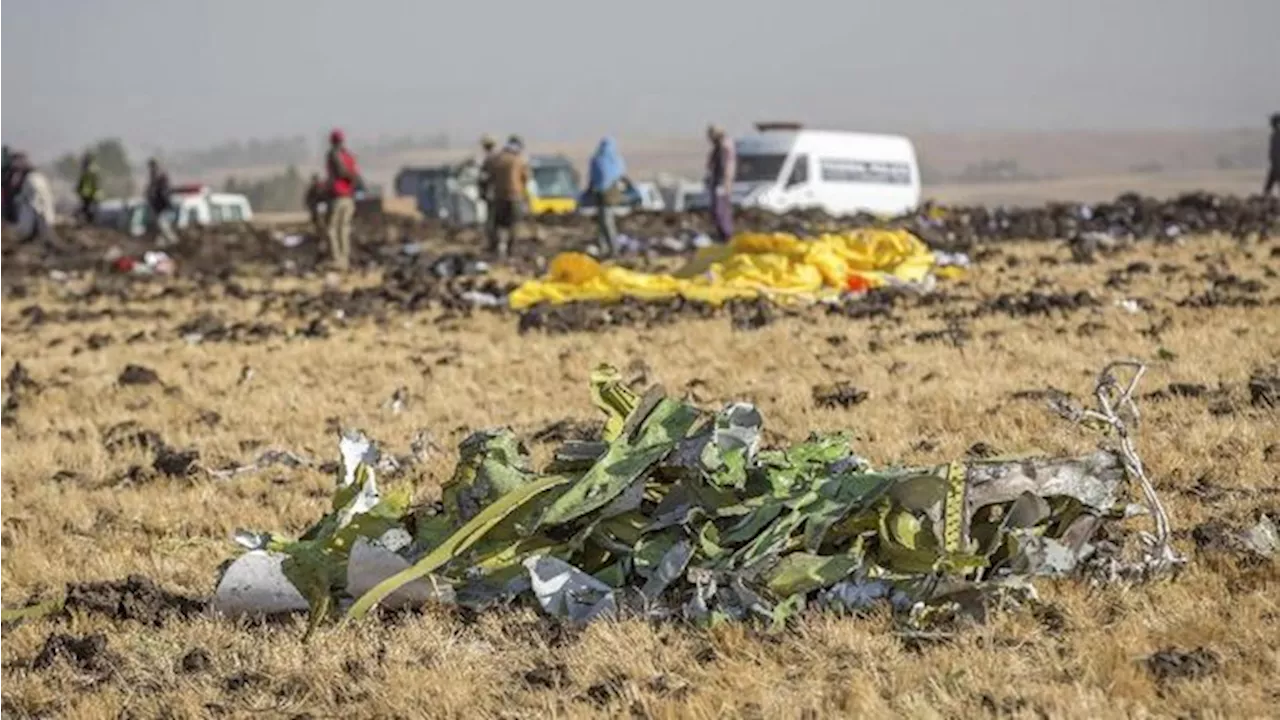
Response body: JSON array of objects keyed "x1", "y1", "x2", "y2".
[{"x1": 509, "y1": 228, "x2": 958, "y2": 310}]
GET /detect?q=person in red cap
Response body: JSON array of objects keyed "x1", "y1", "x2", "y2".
[{"x1": 324, "y1": 128, "x2": 360, "y2": 270}]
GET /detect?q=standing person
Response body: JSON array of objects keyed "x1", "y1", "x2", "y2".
[
  {"x1": 0, "y1": 144, "x2": 13, "y2": 222},
  {"x1": 484, "y1": 136, "x2": 529, "y2": 258},
  {"x1": 324, "y1": 129, "x2": 360, "y2": 271},
  {"x1": 146, "y1": 158, "x2": 177, "y2": 245},
  {"x1": 705, "y1": 125, "x2": 735, "y2": 243},
  {"x1": 11, "y1": 154, "x2": 57, "y2": 241},
  {"x1": 476, "y1": 135, "x2": 498, "y2": 231},
  {"x1": 587, "y1": 136, "x2": 627, "y2": 257},
  {"x1": 1266, "y1": 113, "x2": 1280, "y2": 197},
  {"x1": 76, "y1": 153, "x2": 102, "y2": 224},
  {"x1": 304, "y1": 173, "x2": 327, "y2": 235}
]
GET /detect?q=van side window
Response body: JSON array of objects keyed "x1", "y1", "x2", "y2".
[
  {"x1": 820, "y1": 159, "x2": 913, "y2": 185},
  {"x1": 225, "y1": 204, "x2": 244, "y2": 222},
  {"x1": 786, "y1": 155, "x2": 809, "y2": 186}
]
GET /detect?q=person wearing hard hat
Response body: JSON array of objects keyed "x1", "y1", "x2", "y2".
[
  {"x1": 1266, "y1": 113, "x2": 1280, "y2": 197},
  {"x1": 705, "y1": 124, "x2": 735, "y2": 243},
  {"x1": 324, "y1": 128, "x2": 361, "y2": 271}
]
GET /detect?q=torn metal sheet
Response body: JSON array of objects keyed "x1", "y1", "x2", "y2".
[
  {"x1": 1238, "y1": 515, "x2": 1277, "y2": 558},
  {"x1": 212, "y1": 361, "x2": 1180, "y2": 629},
  {"x1": 212, "y1": 550, "x2": 310, "y2": 617},
  {"x1": 346, "y1": 538, "x2": 454, "y2": 608},
  {"x1": 524, "y1": 556, "x2": 617, "y2": 622}
]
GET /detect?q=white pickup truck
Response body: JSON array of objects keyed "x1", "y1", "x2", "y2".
[{"x1": 97, "y1": 184, "x2": 254, "y2": 236}]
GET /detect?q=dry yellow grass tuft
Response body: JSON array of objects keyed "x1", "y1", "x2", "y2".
[{"x1": 2, "y1": 234, "x2": 1278, "y2": 718}]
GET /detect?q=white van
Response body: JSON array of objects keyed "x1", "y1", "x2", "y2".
[{"x1": 729, "y1": 123, "x2": 921, "y2": 217}]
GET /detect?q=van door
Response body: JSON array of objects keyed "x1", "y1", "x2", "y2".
[{"x1": 778, "y1": 154, "x2": 813, "y2": 210}]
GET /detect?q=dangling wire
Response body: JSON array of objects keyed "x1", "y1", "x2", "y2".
[{"x1": 1052, "y1": 361, "x2": 1184, "y2": 579}]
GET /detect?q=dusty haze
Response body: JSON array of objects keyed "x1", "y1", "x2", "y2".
[{"x1": 3, "y1": 0, "x2": 1277, "y2": 160}]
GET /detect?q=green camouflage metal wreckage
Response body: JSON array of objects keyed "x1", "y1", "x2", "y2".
[{"x1": 213, "y1": 361, "x2": 1184, "y2": 630}]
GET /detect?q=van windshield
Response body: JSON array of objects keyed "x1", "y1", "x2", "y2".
[
  {"x1": 533, "y1": 166, "x2": 579, "y2": 198},
  {"x1": 735, "y1": 154, "x2": 787, "y2": 183}
]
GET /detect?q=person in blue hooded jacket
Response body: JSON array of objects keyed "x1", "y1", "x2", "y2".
[{"x1": 587, "y1": 137, "x2": 628, "y2": 257}]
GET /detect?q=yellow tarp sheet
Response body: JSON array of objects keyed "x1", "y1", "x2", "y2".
[{"x1": 509, "y1": 228, "x2": 948, "y2": 310}]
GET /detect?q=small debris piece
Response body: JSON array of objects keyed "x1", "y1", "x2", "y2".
[
  {"x1": 153, "y1": 446, "x2": 200, "y2": 478},
  {"x1": 102, "y1": 421, "x2": 163, "y2": 455},
  {"x1": 118, "y1": 364, "x2": 160, "y2": 386},
  {"x1": 812, "y1": 382, "x2": 869, "y2": 409},
  {"x1": 178, "y1": 648, "x2": 213, "y2": 674},
  {"x1": 522, "y1": 662, "x2": 569, "y2": 689},
  {"x1": 1249, "y1": 368, "x2": 1279, "y2": 409},
  {"x1": 966, "y1": 442, "x2": 999, "y2": 459},
  {"x1": 5, "y1": 362, "x2": 40, "y2": 395},
  {"x1": 1145, "y1": 647, "x2": 1221, "y2": 682}
]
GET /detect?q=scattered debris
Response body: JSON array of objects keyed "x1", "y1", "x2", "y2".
[
  {"x1": 1145, "y1": 647, "x2": 1221, "y2": 683},
  {"x1": 966, "y1": 442, "x2": 999, "y2": 459},
  {"x1": 812, "y1": 382, "x2": 870, "y2": 409},
  {"x1": 153, "y1": 446, "x2": 201, "y2": 478},
  {"x1": 212, "y1": 362, "x2": 1178, "y2": 631},
  {"x1": 102, "y1": 421, "x2": 163, "y2": 455},
  {"x1": 1249, "y1": 367, "x2": 1279, "y2": 409},
  {"x1": 384, "y1": 387, "x2": 409, "y2": 415},
  {"x1": 1237, "y1": 515, "x2": 1277, "y2": 558},
  {"x1": 208, "y1": 448, "x2": 313, "y2": 481}
]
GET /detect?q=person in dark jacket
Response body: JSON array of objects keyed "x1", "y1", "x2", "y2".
[
  {"x1": 1266, "y1": 113, "x2": 1280, "y2": 197},
  {"x1": 476, "y1": 135, "x2": 499, "y2": 239},
  {"x1": 146, "y1": 158, "x2": 177, "y2": 245},
  {"x1": 304, "y1": 173, "x2": 327, "y2": 234},
  {"x1": 2, "y1": 146, "x2": 21, "y2": 224},
  {"x1": 705, "y1": 124, "x2": 735, "y2": 242}
]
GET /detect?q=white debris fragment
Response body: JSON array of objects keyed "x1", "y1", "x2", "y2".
[
  {"x1": 339, "y1": 430, "x2": 376, "y2": 488},
  {"x1": 1238, "y1": 515, "x2": 1277, "y2": 558},
  {"x1": 524, "y1": 556, "x2": 617, "y2": 622},
  {"x1": 212, "y1": 550, "x2": 310, "y2": 617},
  {"x1": 346, "y1": 538, "x2": 453, "y2": 609},
  {"x1": 232, "y1": 529, "x2": 272, "y2": 550}
]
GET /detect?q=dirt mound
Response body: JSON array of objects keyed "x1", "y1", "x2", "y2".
[
  {"x1": 32, "y1": 632, "x2": 121, "y2": 676},
  {"x1": 63, "y1": 575, "x2": 206, "y2": 626}
]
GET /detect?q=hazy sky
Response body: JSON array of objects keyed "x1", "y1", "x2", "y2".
[{"x1": 3, "y1": 0, "x2": 1276, "y2": 158}]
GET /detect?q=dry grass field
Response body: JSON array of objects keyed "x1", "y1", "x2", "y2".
[{"x1": 2, "y1": 233, "x2": 1278, "y2": 717}]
